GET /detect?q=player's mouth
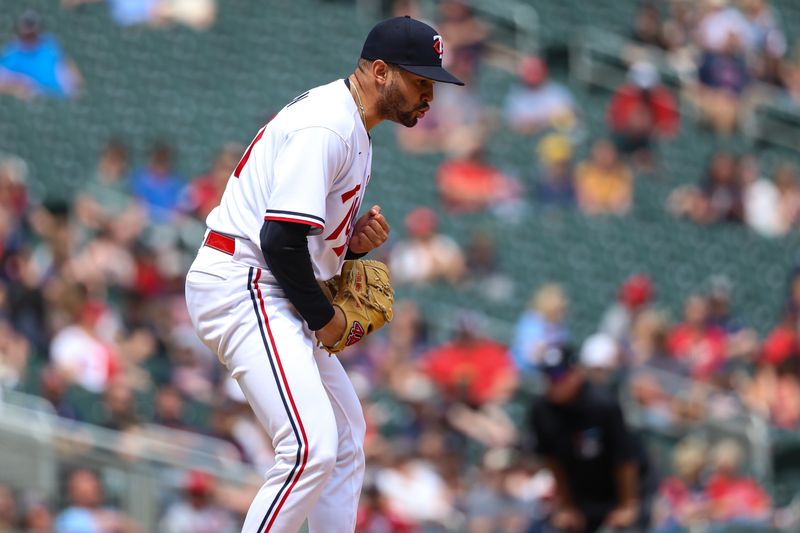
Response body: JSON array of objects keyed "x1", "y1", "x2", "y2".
[{"x1": 417, "y1": 105, "x2": 429, "y2": 117}]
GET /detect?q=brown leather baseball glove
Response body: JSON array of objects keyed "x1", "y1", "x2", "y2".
[{"x1": 320, "y1": 260, "x2": 394, "y2": 354}]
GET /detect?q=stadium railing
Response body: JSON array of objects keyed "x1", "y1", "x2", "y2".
[
  {"x1": 620, "y1": 364, "x2": 773, "y2": 487},
  {"x1": 0, "y1": 388, "x2": 261, "y2": 531},
  {"x1": 570, "y1": 26, "x2": 800, "y2": 154}
]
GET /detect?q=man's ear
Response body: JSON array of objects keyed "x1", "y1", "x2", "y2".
[{"x1": 372, "y1": 60, "x2": 391, "y2": 86}]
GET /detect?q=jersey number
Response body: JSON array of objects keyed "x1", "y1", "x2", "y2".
[
  {"x1": 233, "y1": 126, "x2": 266, "y2": 179},
  {"x1": 325, "y1": 183, "x2": 361, "y2": 257}
]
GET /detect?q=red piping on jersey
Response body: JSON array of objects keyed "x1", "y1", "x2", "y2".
[
  {"x1": 254, "y1": 268, "x2": 310, "y2": 531},
  {"x1": 264, "y1": 215, "x2": 324, "y2": 230}
]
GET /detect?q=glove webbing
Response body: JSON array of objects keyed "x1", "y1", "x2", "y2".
[{"x1": 339, "y1": 263, "x2": 393, "y2": 322}]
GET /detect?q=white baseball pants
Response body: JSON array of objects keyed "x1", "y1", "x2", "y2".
[{"x1": 185, "y1": 244, "x2": 366, "y2": 533}]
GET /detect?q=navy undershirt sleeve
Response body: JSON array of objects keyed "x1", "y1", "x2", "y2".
[{"x1": 260, "y1": 219, "x2": 335, "y2": 331}]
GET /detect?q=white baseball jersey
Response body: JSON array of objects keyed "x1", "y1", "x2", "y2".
[{"x1": 206, "y1": 79, "x2": 372, "y2": 280}]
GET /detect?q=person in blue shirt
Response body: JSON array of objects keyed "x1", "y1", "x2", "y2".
[
  {"x1": 0, "y1": 10, "x2": 82, "y2": 99},
  {"x1": 131, "y1": 142, "x2": 185, "y2": 223},
  {"x1": 511, "y1": 284, "x2": 570, "y2": 373}
]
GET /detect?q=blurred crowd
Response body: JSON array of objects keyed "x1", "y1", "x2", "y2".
[{"x1": 1, "y1": 0, "x2": 800, "y2": 532}]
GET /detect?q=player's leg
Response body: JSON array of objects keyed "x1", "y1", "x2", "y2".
[
  {"x1": 187, "y1": 263, "x2": 339, "y2": 533},
  {"x1": 306, "y1": 347, "x2": 367, "y2": 533},
  {"x1": 236, "y1": 269, "x2": 342, "y2": 533}
]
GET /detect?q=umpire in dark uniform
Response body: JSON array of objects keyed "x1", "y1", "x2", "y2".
[{"x1": 526, "y1": 345, "x2": 652, "y2": 533}]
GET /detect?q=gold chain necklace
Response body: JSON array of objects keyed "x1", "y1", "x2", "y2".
[{"x1": 351, "y1": 76, "x2": 367, "y2": 129}]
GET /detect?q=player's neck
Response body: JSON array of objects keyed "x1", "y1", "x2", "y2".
[{"x1": 349, "y1": 74, "x2": 378, "y2": 132}]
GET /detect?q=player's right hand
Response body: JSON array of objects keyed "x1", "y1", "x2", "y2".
[{"x1": 315, "y1": 306, "x2": 347, "y2": 348}]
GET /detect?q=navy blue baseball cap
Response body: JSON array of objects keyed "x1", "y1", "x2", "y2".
[
  {"x1": 538, "y1": 344, "x2": 578, "y2": 381},
  {"x1": 361, "y1": 16, "x2": 465, "y2": 86}
]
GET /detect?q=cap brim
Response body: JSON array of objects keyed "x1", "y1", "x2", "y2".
[{"x1": 397, "y1": 64, "x2": 465, "y2": 86}]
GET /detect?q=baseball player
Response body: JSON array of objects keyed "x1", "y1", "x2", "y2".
[{"x1": 185, "y1": 16, "x2": 463, "y2": 533}]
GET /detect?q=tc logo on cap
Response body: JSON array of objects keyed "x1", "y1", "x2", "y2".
[{"x1": 433, "y1": 35, "x2": 443, "y2": 60}]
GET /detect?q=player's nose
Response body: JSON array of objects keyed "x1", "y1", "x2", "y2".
[{"x1": 422, "y1": 86, "x2": 434, "y2": 104}]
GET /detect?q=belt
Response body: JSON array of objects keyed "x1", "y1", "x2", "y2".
[{"x1": 203, "y1": 230, "x2": 235, "y2": 256}]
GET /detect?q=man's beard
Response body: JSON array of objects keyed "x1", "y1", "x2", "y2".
[{"x1": 377, "y1": 79, "x2": 422, "y2": 128}]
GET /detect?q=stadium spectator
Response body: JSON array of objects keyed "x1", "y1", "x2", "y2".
[
  {"x1": 436, "y1": 132, "x2": 522, "y2": 215},
  {"x1": 629, "y1": 1, "x2": 670, "y2": 51},
  {"x1": 355, "y1": 484, "x2": 417, "y2": 533},
  {"x1": 643, "y1": 0, "x2": 701, "y2": 82},
  {"x1": 575, "y1": 139, "x2": 634, "y2": 216},
  {"x1": 55, "y1": 469, "x2": 138, "y2": 533},
  {"x1": 769, "y1": 162, "x2": 800, "y2": 235},
  {"x1": 511, "y1": 283, "x2": 569, "y2": 373},
  {"x1": 599, "y1": 273, "x2": 654, "y2": 344},
  {"x1": 652, "y1": 437, "x2": 711, "y2": 532},
  {"x1": 782, "y1": 59, "x2": 800, "y2": 105},
  {"x1": 527, "y1": 345, "x2": 652, "y2": 533},
  {"x1": 463, "y1": 230, "x2": 515, "y2": 303},
  {"x1": 20, "y1": 495, "x2": 54, "y2": 533},
  {"x1": 741, "y1": 0, "x2": 788, "y2": 86},
  {"x1": 0, "y1": 10, "x2": 82, "y2": 99},
  {"x1": 760, "y1": 312, "x2": 798, "y2": 367},
  {"x1": 421, "y1": 312, "x2": 517, "y2": 407},
  {"x1": 167, "y1": 328, "x2": 219, "y2": 403},
  {"x1": 462, "y1": 451, "x2": 532, "y2": 533},
  {"x1": 0, "y1": 152, "x2": 30, "y2": 219},
  {"x1": 705, "y1": 275, "x2": 744, "y2": 334},
  {"x1": 160, "y1": 470, "x2": 237, "y2": 533},
  {"x1": 1, "y1": 244, "x2": 48, "y2": 353},
  {"x1": 580, "y1": 332, "x2": 621, "y2": 388},
  {"x1": 389, "y1": 207, "x2": 466, "y2": 286},
  {"x1": 741, "y1": 152, "x2": 783, "y2": 237},
  {"x1": 0, "y1": 318, "x2": 29, "y2": 390},
  {"x1": 435, "y1": 0, "x2": 489, "y2": 80},
  {"x1": 49, "y1": 296, "x2": 121, "y2": 394},
  {"x1": 98, "y1": 377, "x2": 141, "y2": 431},
  {"x1": 503, "y1": 56, "x2": 578, "y2": 136},
  {"x1": 374, "y1": 444, "x2": 455, "y2": 529},
  {"x1": 39, "y1": 364, "x2": 79, "y2": 420},
  {"x1": 695, "y1": 0, "x2": 752, "y2": 53},
  {"x1": 153, "y1": 384, "x2": 190, "y2": 430},
  {"x1": 705, "y1": 439, "x2": 771, "y2": 526},
  {"x1": 183, "y1": 144, "x2": 241, "y2": 220},
  {"x1": 669, "y1": 151, "x2": 744, "y2": 225},
  {"x1": 74, "y1": 140, "x2": 145, "y2": 244},
  {"x1": 666, "y1": 294, "x2": 727, "y2": 381},
  {"x1": 0, "y1": 484, "x2": 17, "y2": 532},
  {"x1": 533, "y1": 133, "x2": 576, "y2": 208},
  {"x1": 746, "y1": 353, "x2": 800, "y2": 430},
  {"x1": 701, "y1": 151, "x2": 745, "y2": 224},
  {"x1": 62, "y1": 0, "x2": 217, "y2": 31},
  {"x1": 694, "y1": 33, "x2": 752, "y2": 136},
  {"x1": 606, "y1": 62, "x2": 679, "y2": 170},
  {"x1": 131, "y1": 142, "x2": 185, "y2": 224},
  {"x1": 628, "y1": 309, "x2": 685, "y2": 373}
]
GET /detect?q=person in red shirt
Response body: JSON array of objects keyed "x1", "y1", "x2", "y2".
[
  {"x1": 606, "y1": 61, "x2": 679, "y2": 171},
  {"x1": 761, "y1": 313, "x2": 798, "y2": 366},
  {"x1": 421, "y1": 312, "x2": 517, "y2": 406},
  {"x1": 355, "y1": 485, "x2": 417, "y2": 533},
  {"x1": 435, "y1": 133, "x2": 521, "y2": 214},
  {"x1": 653, "y1": 437, "x2": 711, "y2": 531},
  {"x1": 666, "y1": 294, "x2": 727, "y2": 380},
  {"x1": 183, "y1": 144, "x2": 242, "y2": 220},
  {"x1": 705, "y1": 439, "x2": 771, "y2": 525}
]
